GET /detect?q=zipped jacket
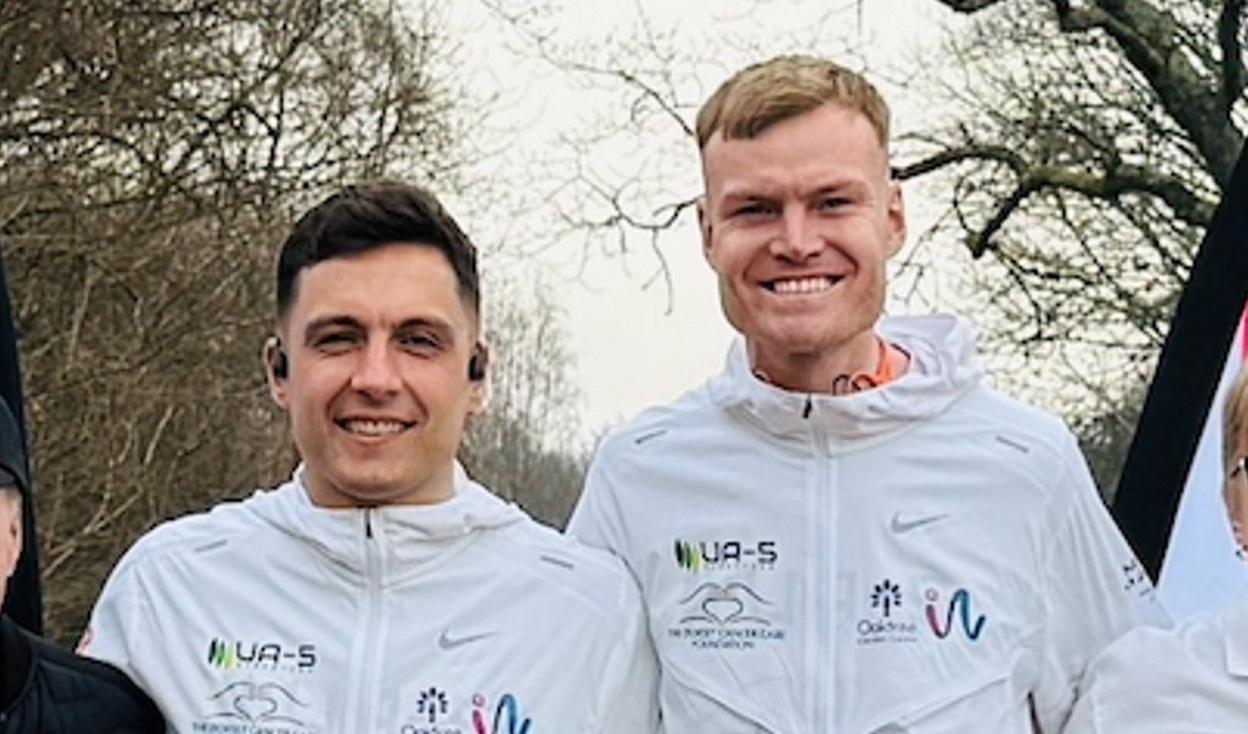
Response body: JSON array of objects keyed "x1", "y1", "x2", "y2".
[
  {"x1": 569, "y1": 315, "x2": 1168, "y2": 733},
  {"x1": 83, "y1": 467, "x2": 659, "y2": 733}
]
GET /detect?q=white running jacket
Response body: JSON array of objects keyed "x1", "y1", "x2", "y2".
[
  {"x1": 83, "y1": 467, "x2": 659, "y2": 734},
  {"x1": 569, "y1": 315, "x2": 1168, "y2": 734}
]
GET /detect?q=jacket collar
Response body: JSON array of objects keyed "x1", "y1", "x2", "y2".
[
  {"x1": 245, "y1": 464, "x2": 528, "y2": 583},
  {"x1": 706, "y1": 314, "x2": 983, "y2": 451}
]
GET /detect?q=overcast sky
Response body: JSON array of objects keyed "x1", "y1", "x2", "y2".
[{"x1": 447, "y1": 0, "x2": 969, "y2": 443}]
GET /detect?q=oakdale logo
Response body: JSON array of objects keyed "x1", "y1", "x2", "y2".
[
  {"x1": 206, "y1": 638, "x2": 317, "y2": 672},
  {"x1": 923, "y1": 588, "x2": 987, "y2": 641},
  {"x1": 673, "y1": 539, "x2": 778, "y2": 572}
]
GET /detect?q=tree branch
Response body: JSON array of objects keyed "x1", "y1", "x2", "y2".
[
  {"x1": 939, "y1": 0, "x2": 1245, "y2": 187},
  {"x1": 899, "y1": 145, "x2": 1216, "y2": 228},
  {"x1": 1218, "y1": 0, "x2": 1247, "y2": 115}
]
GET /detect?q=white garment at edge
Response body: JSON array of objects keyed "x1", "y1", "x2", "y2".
[
  {"x1": 568, "y1": 314, "x2": 1169, "y2": 734},
  {"x1": 1064, "y1": 588, "x2": 1248, "y2": 733},
  {"x1": 83, "y1": 466, "x2": 659, "y2": 733}
]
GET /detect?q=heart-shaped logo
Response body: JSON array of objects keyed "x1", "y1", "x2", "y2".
[
  {"x1": 703, "y1": 595, "x2": 745, "y2": 624},
  {"x1": 234, "y1": 693, "x2": 279, "y2": 722}
]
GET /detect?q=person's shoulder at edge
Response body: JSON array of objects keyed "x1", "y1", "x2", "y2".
[
  {"x1": 21, "y1": 625, "x2": 163, "y2": 726},
  {"x1": 1067, "y1": 598, "x2": 1237, "y2": 732},
  {"x1": 1092, "y1": 595, "x2": 1235, "y2": 678}
]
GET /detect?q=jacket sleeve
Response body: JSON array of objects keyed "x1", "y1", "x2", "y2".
[
  {"x1": 566, "y1": 442, "x2": 629, "y2": 556},
  {"x1": 593, "y1": 569, "x2": 662, "y2": 734},
  {"x1": 78, "y1": 548, "x2": 151, "y2": 695},
  {"x1": 1032, "y1": 433, "x2": 1170, "y2": 733}
]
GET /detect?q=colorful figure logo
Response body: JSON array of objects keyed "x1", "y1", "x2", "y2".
[
  {"x1": 472, "y1": 693, "x2": 531, "y2": 734},
  {"x1": 924, "y1": 588, "x2": 986, "y2": 641}
]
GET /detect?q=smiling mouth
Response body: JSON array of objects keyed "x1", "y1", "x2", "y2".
[
  {"x1": 763, "y1": 275, "x2": 843, "y2": 294},
  {"x1": 336, "y1": 419, "x2": 413, "y2": 437}
]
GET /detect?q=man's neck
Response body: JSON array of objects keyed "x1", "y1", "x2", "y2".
[
  {"x1": 749, "y1": 332, "x2": 905, "y2": 394},
  {"x1": 302, "y1": 467, "x2": 456, "y2": 509}
]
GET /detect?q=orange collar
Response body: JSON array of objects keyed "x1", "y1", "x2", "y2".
[
  {"x1": 752, "y1": 338, "x2": 910, "y2": 395},
  {"x1": 831, "y1": 339, "x2": 908, "y2": 395}
]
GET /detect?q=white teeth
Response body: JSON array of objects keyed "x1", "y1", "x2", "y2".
[
  {"x1": 772, "y1": 276, "x2": 836, "y2": 294},
  {"x1": 341, "y1": 420, "x2": 407, "y2": 436}
]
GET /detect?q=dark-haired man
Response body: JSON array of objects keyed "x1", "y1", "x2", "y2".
[
  {"x1": 569, "y1": 55, "x2": 1167, "y2": 732},
  {"x1": 0, "y1": 398, "x2": 163, "y2": 733},
  {"x1": 83, "y1": 183, "x2": 658, "y2": 733}
]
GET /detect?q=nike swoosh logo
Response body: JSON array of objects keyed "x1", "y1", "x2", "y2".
[
  {"x1": 890, "y1": 512, "x2": 949, "y2": 534},
  {"x1": 438, "y1": 629, "x2": 495, "y2": 650}
]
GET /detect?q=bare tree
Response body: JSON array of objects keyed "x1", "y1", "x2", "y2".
[
  {"x1": 461, "y1": 273, "x2": 591, "y2": 528},
  {"x1": 1, "y1": 0, "x2": 467, "y2": 644},
  {"x1": 899, "y1": 0, "x2": 1245, "y2": 489}
]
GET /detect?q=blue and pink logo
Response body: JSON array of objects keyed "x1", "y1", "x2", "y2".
[
  {"x1": 472, "y1": 693, "x2": 531, "y2": 734},
  {"x1": 924, "y1": 588, "x2": 986, "y2": 641}
]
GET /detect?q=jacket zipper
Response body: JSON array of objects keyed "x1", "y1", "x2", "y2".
[
  {"x1": 346, "y1": 507, "x2": 386, "y2": 732},
  {"x1": 809, "y1": 413, "x2": 835, "y2": 732}
]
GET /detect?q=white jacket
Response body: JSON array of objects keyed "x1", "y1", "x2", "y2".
[
  {"x1": 1064, "y1": 588, "x2": 1248, "y2": 733},
  {"x1": 83, "y1": 466, "x2": 659, "y2": 734},
  {"x1": 569, "y1": 315, "x2": 1168, "y2": 734}
]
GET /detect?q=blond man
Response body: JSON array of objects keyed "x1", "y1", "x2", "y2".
[{"x1": 569, "y1": 55, "x2": 1167, "y2": 733}]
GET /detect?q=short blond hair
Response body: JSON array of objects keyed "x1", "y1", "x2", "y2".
[
  {"x1": 695, "y1": 55, "x2": 891, "y2": 150},
  {"x1": 1225, "y1": 367, "x2": 1248, "y2": 471}
]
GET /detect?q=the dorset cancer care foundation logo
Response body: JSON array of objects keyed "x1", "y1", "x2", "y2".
[
  {"x1": 673, "y1": 538, "x2": 778, "y2": 573},
  {"x1": 667, "y1": 580, "x2": 786, "y2": 651},
  {"x1": 194, "y1": 680, "x2": 312, "y2": 734}
]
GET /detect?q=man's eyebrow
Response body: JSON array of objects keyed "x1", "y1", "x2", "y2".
[
  {"x1": 394, "y1": 317, "x2": 456, "y2": 340},
  {"x1": 303, "y1": 315, "x2": 363, "y2": 343}
]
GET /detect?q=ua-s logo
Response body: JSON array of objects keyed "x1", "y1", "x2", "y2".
[{"x1": 924, "y1": 588, "x2": 987, "y2": 641}]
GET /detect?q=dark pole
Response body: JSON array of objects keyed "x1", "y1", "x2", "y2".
[
  {"x1": 0, "y1": 239, "x2": 42, "y2": 633},
  {"x1": 1113, "y1": 145, "x2": 1248, "y2": 580}
]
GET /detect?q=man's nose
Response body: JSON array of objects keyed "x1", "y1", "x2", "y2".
[
  {"x1": 769, "y1": 208, "x2": 823, "y2": 261},
  {"x1": 350, "y1": 341, "x2": 402, "y2": 396}
]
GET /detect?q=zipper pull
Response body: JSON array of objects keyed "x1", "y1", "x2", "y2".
[
  {"x1": 364, "y1": 507, "x2": 374, "y2": 539},
  {"x1": 802, "y1": 394, "x2": 813, "y2": 419}
]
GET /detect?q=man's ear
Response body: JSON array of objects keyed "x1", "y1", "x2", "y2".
[
  {"x1": 263, "y1": 337, "x2": 290, "y2": 410},
  {"x1": 467, "y1": 343, "x2": 490, "y2": 415},
  {"x1": 697, "y1": 196, "x2": 714, "y2": 263},
  {"x1": 884, "y1": 178, "x2": 907, "y2": 259}
]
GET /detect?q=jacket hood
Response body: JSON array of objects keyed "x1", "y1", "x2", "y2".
[
  {"x1": 707, "y1": 314, "x2": 983, "y2": 450},
  {"x1": 243, "y1": 463, "x2": 528, "y2": 581},
  {"x1": 0, "y1": 399, "x2": 26, "y2": 497}
]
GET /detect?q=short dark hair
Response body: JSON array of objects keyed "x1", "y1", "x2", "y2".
[{"x1": 276, "y1": 182, "x2": 480, "y2": 321}]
